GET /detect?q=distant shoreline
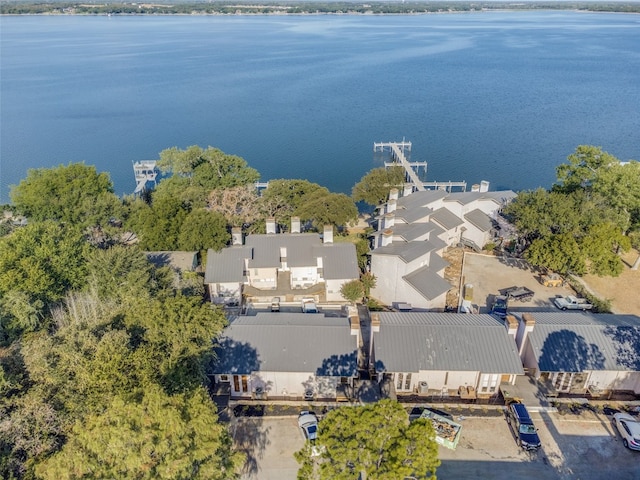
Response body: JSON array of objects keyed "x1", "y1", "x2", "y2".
[{"x1": 3, "y1": 2, "x2": 640, "y2": 16}]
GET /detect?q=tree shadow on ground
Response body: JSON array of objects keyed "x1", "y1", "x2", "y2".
[{"x1": 233, "y1": 416, "x2": 271, "y2": 477}]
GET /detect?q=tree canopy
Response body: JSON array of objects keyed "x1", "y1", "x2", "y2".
[
  {"x1": 295, "y1": 399, "x2": 440, "y2": 480},
  {"x1": 10, "y1": 163, "x2": 120, "y2": 228},
  {"x1": 352, "y1": 166, "x2": 406, "y2": 206},
  {"x1": 504, "y1": 146, "x2": 637, "y2": 276}
]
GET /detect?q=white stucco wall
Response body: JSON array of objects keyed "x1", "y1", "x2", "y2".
[{"x1": 248, "y1": 266, "x2": 277, "y2": 289}]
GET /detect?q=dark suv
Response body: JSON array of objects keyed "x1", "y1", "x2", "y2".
[{"x1": 507, "y1": 403, "x2": 541, "y2": 451}]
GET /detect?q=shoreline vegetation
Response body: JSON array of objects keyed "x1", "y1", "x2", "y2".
[{"x1": 2, "y1": 2, "x2": 640, "y2": 16}]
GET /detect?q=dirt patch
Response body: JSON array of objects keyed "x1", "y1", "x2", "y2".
[
  {"x1": 443, "y1": 247, "x2": 464, "y2": 308},
  {"x1": 580, "y1": 248, "x2": 640, "y2": 315}
]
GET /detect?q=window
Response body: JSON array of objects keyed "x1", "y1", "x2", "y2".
[
  {"x1": 405, "y1": 373, "x2": 412, "y2": 390},
  {"x1": 480, "y1": 374, "x2": 499, "y2": 393},
  {"x1": 397, "y1": 373, "x2": 404, "y2": 390},
  {"x1": 219, "y1": 375, "x2": 228, "y2": 382}
]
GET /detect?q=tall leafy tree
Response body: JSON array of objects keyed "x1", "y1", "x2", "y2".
[
  {"x1": 340, "y1": 279, "x2": 364, "y2": 304},
  {"x1": 352, "y1": 166, "x2": 406, "y2": 206},
  {"x1": 295, "y1": 399, "x2": 439, "y2": 480},
  {"x1": 35, "y1": 386, "x2": 243, "y2": 480},
  {"x1": 178, "y1": 209, "x2": 230, "y2": 252},
  {"x1": 258, "y1": 179, "x2": 327, "y2": 224},
  {"x1": 10, "y1": 163, "x2": 120, "y2": 227},
  {"x1": 0, "y1": 221, "x2": 89, "y2": 304},
  {"x1": 294, "y1": 190, "x2": 358, "y2": 229}
]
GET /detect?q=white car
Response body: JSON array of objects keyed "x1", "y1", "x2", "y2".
[
  {"x1": 613, "y1": 412, "x2": 640, "y2": 451},
  {"x1": 298, "y1": 411, "x2": 318, "y2": 442}
]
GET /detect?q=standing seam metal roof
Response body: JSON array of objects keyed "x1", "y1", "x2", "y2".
[
  {"x1": 374, "y1": 313, "x2": 524, "y2": 374},
  {"x1": 212, "y1": 314, "x2": 358, "y2": 375}
]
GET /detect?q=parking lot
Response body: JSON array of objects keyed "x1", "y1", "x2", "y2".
[
  {"x1": 232, "y1": 408, "x2": 639, "y2": 480},
  {"x1": 461, "y1": 253, "x2": 573, "y2": 313}
]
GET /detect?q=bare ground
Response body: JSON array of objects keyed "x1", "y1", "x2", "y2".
[{"x1": 581, "y1": 249, "x2": 640, "y2": 315}]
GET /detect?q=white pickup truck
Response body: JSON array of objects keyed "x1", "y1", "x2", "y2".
[
  {"x1": 553, "y1": 295, "x2": 593, "y2": 311},
  {"x1": 301, "y1": 297, "x2": 318, "y2": 313}
]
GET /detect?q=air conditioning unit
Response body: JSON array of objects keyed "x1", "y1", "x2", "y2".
[{"x1": 419, "y1": 381, "x2": 429, "y2": 394}]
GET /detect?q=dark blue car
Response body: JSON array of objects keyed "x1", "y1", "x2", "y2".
[{"x1": 508, "y1": 403, "x2": 541, "y2": 451}]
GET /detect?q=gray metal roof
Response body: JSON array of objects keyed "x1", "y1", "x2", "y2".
[
  {"x1": 212, "y1": 313, "x2": 358, "y2": 376},
  {"x1": 145, "y1": 251, "x2": 198, "y2": 271},
  {"x1": 396, "y1": 206, "x2": 433, "y2": 224},
  {"x1": 403, "y1": 265, "x2": 453, "y2": 300},
  {"x1": 204, "y1": 246, "x2": 251, "y2": 283},
  {"x1": 371, "y1": 237, "x2": 447, "y2": 263},
  {"x1": 389, "y1": 222, "x2": 444, "y2": 242},
  {"x1": 397, "y1": 190, "x2": 448, "y2": 210},
  {"x1": 520, "y1": 312, "x2": 640, "y2": 372},
  {"x1": 315, "y1": 243, "x2": 359, "y2": 280},
  {"x1": 464, "y1": 209, "x2": 493, "y2": 232},
  {"x1": 245, "y1": 233, "x2": 320, "y2": 268},
  {"x1": 374, "y1": 312, "x2": 524, "y2": 374},
  {"x1": 430, "y1": 207, "x2": 464, "y2": 230},
  {"x1": 444, "y1": 191, "x2": 517, "y2": 206}
]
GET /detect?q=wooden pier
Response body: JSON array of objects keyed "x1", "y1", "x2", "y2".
[{"x1": 375, "y1": 140, "x2": 468, "y2": 192}]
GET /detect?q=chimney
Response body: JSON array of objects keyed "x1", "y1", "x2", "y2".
[
  {"x1": 323, "y1": 225, "x2": 333, "y2": 244},
  {"x1": 471, "y1": 184, "x2": 480, "y2": 192},
  {"x1": 389, "y1": 188, "x2": 399, "y2": 201},
  {"x1": 382, "y1": 213, "x2": 395, "y2": 230},
  {"x1": 370, "y1": 313, "x2": 380, "y2": 333},
  {"x1": 291, "y1": 216, "x2": 301, "y2": 234},
  {"x1": 349, "y1": 306, "x2": 360, "y2": 336},
  {"x1": 516, "y1": 313, "x2": 536, "y2": 357},
  {"x1": 266, "y1": 217, "x2": 277, "y2": 234},
  {"x1": 480, "y1": 180, "x2": 490, "y2": 192},
  {"x1": 231, "y1": 227, "x2": 243, "y2": 245},
  {"x1": 387, "y1": 199, "x2": 397, "y2": 214},
  {"x1": 381, "y1": 228, "x2": 393, "y2": 247},
  {"x1": 505, "y1": 315, "x2": 518, "y2": 340},
  {"x1": 403, "y1": 184, "x2": 413, "y2": 197}
]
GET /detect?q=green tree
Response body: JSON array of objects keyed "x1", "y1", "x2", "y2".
[
  {"x1": 158, "y1": 145, "x2": 260, "y2": 190},
  {"x1": 126, "y1": 194, "x2": 188, "y2": 250},
  {"x1": 85, "y1": 245, "x2": 155, "y2": 304},
  {"x1": 360, "y1": 272, "x2": 377, "y2": 299},
  {"x1": 295, "y1": 400, "x2": 439, "y2": 480},
  {"x1": 355, "y1": 237, "x2": 370, "y2": 272},
  {"x1": 0, "y1": 221, "x2": 89, "y2": 305},
  {"x1": 340, "y1": 280, "x2": 364, "y2": 304},
  {"x1": 352, "y1": 166, "x2": 405, "y2": 206},
  {"x1": 555, "y1": 145, "x2": 620, "y2": 194},
  {"x1": 581, "y1": 223, "x2": 630, "y2": 276},
  {"x1": 294, "y1": 190, "x2": 358, "y2": 229},
  {"x1": 35, "y1": 386, "x2": 242, "y2": 480},
  {"x1": 258, "y1": 179, "x2": 326, "y2": 222},
  {"x1": 178, "y1": 209, "x2": 230, "y2": 252},
  {"x1": 10, "y1": 163, "x2": 120, "y2": 227},
  {"x1": 524, "y1": 233, "x2": 585, "y2": 275}
]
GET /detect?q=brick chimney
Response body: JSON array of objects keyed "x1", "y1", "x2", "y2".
[
  {"x1": 349, "y1": 306, "x2": 360, "y2": 336},
  {"x1": 323, "y1": 225, "x2": 333, "y2": 244},
  {"x1": 389, "y1": 188, "x2": 399, "y2": 201},
  {"x1": 403, "y1": 184, "x2": 413, "y2": 197},
  {"x1": 505, "y1": 315, "x2": 518, "y2": 340},
  {"x1": 231, "y1": 227, "x2": 243, "y2": 245},
  {"x1": 266, "y1": 217, "x2": 277, "y2": 234},
  {"x1": 291, "y1": 216, "x2": 301, "y2": 234}
]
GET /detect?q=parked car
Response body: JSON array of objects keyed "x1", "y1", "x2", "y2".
[
  {"x1": 301, "y1": 298, "x2": 318, "y2": 313},
  {"x1": 491, "y1": 295, "x2": 509, "y2": 318},
  {"x1": 613, "y1": 412, "x2": 640, "y2": 451},
  {"x1": 270, "y1": 297, "x2": 280, "y2": 312},
  {"x1": 507, "y1": 403, "x2": 541, "y2": 451},
  {"x1": 298, "y1": 411, "x2": 319, "y2": 442}
]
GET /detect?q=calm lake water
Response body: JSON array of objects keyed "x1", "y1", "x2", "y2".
[{"x1": 1, "y1": 12, "x2": 639, "y2": 203}]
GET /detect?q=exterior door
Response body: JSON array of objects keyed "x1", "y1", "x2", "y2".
[{"x1": 232, "y1": 374, "x2": 250, "y2": 395}]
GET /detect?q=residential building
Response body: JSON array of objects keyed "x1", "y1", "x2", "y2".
[
  {"x1": 514, "y1": 312, "x2": 640, "y2": 396},
  {"x1": 204, "y1": 218, "x2": 359, "y2": 306},
  {"x1": 369, "y1": 187, "x2": 515, "y2": 309},
  {"x1": 372, "y1": 312, "x2": 524, "y2": 400},
  {"x1": 210, "y1": 312, "x2": 360, "y2": 400}
]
